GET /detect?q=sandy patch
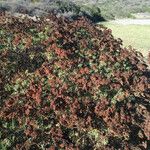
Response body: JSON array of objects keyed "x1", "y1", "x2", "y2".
[{"x1": 112, "y1": 19, "x2": 150, "y2": 25}]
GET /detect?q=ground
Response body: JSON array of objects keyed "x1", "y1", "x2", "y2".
[{"x1": 100, "y1": 20, "x2": 150, "y2": 59}]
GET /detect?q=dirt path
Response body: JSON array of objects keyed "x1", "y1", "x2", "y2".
[{"x1": 111, "y1": 19, "x2": 150, "y2": 25}]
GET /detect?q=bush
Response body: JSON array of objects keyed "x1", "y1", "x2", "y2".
[
  {"x1": 80, "y1": 5, "x2": 105, "y2": 22},
  {"x1": 0, "y1": 0, "x2": 105, "y2": 22},
  {"x1": 0, "y1": 12, "x2": 150, "y2": 149}
]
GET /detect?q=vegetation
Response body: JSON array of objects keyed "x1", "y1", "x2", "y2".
[
  {"x1": 0, "y1": 12, "x2": 150, "y2": 149},
  {"x1": 0, "y1": 0, "x2": 105, "y2": 22},
  {"x1": 0, "y1": 0, "x2": 150, "y2": 21},
  {"x1": 97, "y1": 0, "x2": 150, "y2": 19}
]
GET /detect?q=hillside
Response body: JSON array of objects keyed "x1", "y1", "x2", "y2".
[
  {"x1": 0, "y1": 11, "x2": 150, "y2": 150},
  {"x1": 97, "y1": 0, "x2": 150, "y2": 19},
  {"x1": 0, "y1": 1, "x2": 150, "y2": 149},
  {"x1": 0, "y1": 0, "x2": 150, "y2": 20}
]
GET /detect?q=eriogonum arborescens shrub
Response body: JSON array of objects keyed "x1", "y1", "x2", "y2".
[{"x1": 0, "y1": 12, "x2": 150, "y2": 150}]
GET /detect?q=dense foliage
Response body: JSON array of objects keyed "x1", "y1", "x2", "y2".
[{"x1": 0, "y1": 12, "x2": 150, "y2": 149}]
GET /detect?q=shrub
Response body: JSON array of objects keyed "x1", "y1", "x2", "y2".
[
  {"x1": 0, "y1": 0, "x2": 105, "y2": 22},
  {"x1": 80, "y1": 5, "x2": 105, "y2": 22},
  {"x1": 0, "y1": 12, "x2": 150, "y2": 149}
]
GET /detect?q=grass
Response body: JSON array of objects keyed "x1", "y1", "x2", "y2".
[{"x1": 100, "y1": 22, "x2": 150, "y2": 57}]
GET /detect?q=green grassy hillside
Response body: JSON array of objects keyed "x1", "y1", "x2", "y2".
[{"x1": 96, "y1": 0, "x2": 150, "y2": 19}]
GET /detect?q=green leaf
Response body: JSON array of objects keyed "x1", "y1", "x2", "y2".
[{"x1": 0, "y1": 44, "x2": 6, "y2": 50}]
